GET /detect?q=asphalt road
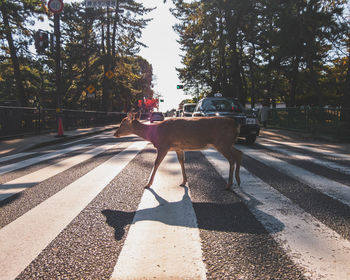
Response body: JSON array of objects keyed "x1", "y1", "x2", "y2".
[{"x1": 0, "y1": 129, "x2": 350, "y2": 280}]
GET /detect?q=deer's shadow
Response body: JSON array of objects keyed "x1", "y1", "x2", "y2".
[{"x1": 102, "y1": 186, "x2": 284, "y2": 241}]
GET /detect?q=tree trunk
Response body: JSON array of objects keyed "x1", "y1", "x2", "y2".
[
  {"x1": 289, "y1": 58, "x2": 299, "y2": 107},
  {"x1": 344, "y1": 51, "x2": 350, "y2": 109},
  {"x1": 102, "y1": 7, "x2": 112, "y2": 111},
  {"x1": 112, "y1": 1, "x2": 120, "y2": 58},
  {"x1": 218, "y1": 17, "x2": 229, "y2": 96},
  {"x1": 225, "y1": 12, "x2": 244, "y2": 101},
  {"x1": 1, "y1": 5, "x2": 26, "y2": 106}
]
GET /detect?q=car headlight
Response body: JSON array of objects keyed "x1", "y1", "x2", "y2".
[{"x1": 246, "y1": 118, "x2": 257, "y2": 124}]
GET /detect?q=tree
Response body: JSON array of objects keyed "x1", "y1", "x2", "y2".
[
  {"x1": 172, "y1": 0, "x2": 349, "y2": 108},
  {"x1": 0, "y1": 0, "x2": 47, "y2": 106}
]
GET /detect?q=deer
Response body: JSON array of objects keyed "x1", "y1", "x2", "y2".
[{"x1": 114, "y1": 112, "x2": 243, "y2": 190}]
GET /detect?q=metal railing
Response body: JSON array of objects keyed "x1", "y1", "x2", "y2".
[
  {"x1": 0, "y1": 106, "x2": 125, "y2": 138},
  {"x1": 266, "y1": 107, "x2": 350, "y2": 141}
]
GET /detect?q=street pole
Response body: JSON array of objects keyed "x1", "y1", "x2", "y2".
[
  {"x1": 54, "y1": 13, "x2": 61, "y2": 110},
  {"x1": 54, "y1": 13, "x2": 64, "y2": 136}
]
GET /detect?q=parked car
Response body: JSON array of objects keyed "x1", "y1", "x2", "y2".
[
  {"x1": 181, "y1": 103, "x2": 197, "y2": 117},
  {"x1": 150, "y1": 111, "x2": 165, "y2": 123},
  {"x1": 192, "y1": 96, "x2": 260, "y2": 143}
]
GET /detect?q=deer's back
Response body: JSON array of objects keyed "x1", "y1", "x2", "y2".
[{"x1": 154, "y1": 117, "x2": 239, "y2": 150}]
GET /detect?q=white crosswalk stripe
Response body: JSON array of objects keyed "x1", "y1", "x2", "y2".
[
  {"x1": 262, "y1": 138, "x2": 350, "y2": 160},
  {"x1": 0, "y1": 141, "x2": 147, "y2": 280},
  {"x1": 0, "y1": 142, "x2": 122, "y2": 202},
  {"x1": 239, "y1": 145, "x2": 350, "y2": 207},
  {"x1": 0, "y1": 152, "x2": 36, "y2": 163},
  {"x1": 0, "y1": 144, "x2": 90, "y2": 176},
  {"x1": 203, "y1": 148, "x2": 350, "y2": 280},
  {"x1": 259, "y1": 141, "x2": 350, "y2": 175},
  {"x1": 0, "y1": 136, "x2": 349, "y2": 279},
  {"x1": 111, "y1": 151, "x2": 206, "y2": 280}
]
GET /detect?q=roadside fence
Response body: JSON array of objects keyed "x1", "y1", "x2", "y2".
[
  {"x1": 0, "y1": 106, "x2": 125, "y2": 138},
  {"x1": 266, "y1": 107, "x2": 350, "y2": 141}
]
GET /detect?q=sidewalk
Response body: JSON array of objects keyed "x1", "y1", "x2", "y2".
[{"x1": 0, "y1": 124, "x2": 119, "y2": 157}]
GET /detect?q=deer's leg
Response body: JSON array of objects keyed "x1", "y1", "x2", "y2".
[
  {"x1": 176, "y1": 150, "x2": 187, "y2": 186},
  {"x1": 231, "y1": 147, "x2": 242, "y2": 186},
  {"x1": 215, "y1": 145, "x2": 235, "y2": 190},
  {"x1": 145, "y1": 147, "x2": 169, "y2": 188}
]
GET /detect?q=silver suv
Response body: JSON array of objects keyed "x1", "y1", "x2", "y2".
[
  {"x1": 192, "y1": 97, "x2": 260, "y2": 143},
  {"x1": 181, "y1": 103, "x2": 197, "y2": 117}
]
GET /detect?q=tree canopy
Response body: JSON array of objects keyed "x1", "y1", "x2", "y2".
[
  {"x1": 0, "y1": 0, "x2": 155, "y2": 111},
  {"x1": 171, "y1": 0, "x2": 350, "y2": 108},
  {"x1": 0, "y1": 0, "x2": 349, "y2": 111}
]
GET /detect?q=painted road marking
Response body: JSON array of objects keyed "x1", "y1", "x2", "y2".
[
  {"x1": 259, "y1": 142, "x2": 350, "y2": 175},
  {"x1": 203, "y1": 148, "x2": 350, "y2": 280},
  {"x1": 0, "y1": 144, "x2": 91, "y2": 176},
  {"x1": 261, "y1": 138, "x2": 350, "y2": 160},
  {"x1": 0, "y1": 142, "x2": 124, "y2": 202},
  {"x1": 0, "y1": 141, "x2": 147, "y2": 280},
  {"x1": 61, "y1": 131, "x2": 114, "y2": 146},
  {"x1": 0, "y1": 152, "x2": 36, "y2": 163},
  {"x1": 239, "y1": 145, "x2": 350, "y2": 208},
  {"x1": 111, "y1": 151, "x2": 206, "y2": 280}
]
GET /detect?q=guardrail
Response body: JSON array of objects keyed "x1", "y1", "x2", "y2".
[
  {"x1": 0, "y1": 106, "x2": 126, "y2": 138},
  {"x1": 266, "y1": 107, "x2": 350, "y2": 141}
]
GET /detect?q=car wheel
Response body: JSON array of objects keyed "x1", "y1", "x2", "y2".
[{"x1": 246, "y1": 135, "x2": 256, "y2": 144}]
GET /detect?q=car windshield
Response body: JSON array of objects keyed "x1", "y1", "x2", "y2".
[
  {"x1": 183, "y1": 105, "x2": 196, "y2": 113},
  {"x1": 152, "y1": 112, "x2": 162, "y2": 116},
  {"x1": 202, "y1": 98, "x2": 243, "y2": 113}
]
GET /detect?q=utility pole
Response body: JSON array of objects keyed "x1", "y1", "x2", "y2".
[
  {"x1": 54, "y1": 13, "x2": 61, "y2": 111},
  {"x1": 48, "y1": 0, "x2": 64, "y2": 136}
]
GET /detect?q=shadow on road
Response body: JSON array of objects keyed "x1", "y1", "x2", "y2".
[{"x1": 102, "y1": 186, "x2": 284, "y2": 241}]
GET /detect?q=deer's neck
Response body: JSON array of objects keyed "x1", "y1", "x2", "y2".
[{"x1": 132, "y1": 120, "x2": 156, "y2": 143}]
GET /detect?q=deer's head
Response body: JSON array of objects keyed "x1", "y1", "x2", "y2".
[{"x1": 114, "y1": 112, "x2": 138, "y2": 137}]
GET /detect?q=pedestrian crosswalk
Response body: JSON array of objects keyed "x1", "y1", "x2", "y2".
[
  {"x1": 111, "y1": 151, "x2": 206, "y2": 280},
  {"x1": 203, "y1": 148, "x2": 350, "y2": 280},
  {"x1": 0, "y1": 144, "x2": 90, "y2": 176},
  {"x1": 0, "y1": 135, "x2": 349, "y2": 279}
]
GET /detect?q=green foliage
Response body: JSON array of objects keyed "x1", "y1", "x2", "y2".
[
  {"x1": 172, "y1": 0, "x2": 349, "y2": 108},
  {"x1": 0, "y1": 0, "x2": 154, "y2": 111}
]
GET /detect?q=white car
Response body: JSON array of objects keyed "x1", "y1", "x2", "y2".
[{"x1": 150, "y1": 112, "x2": 164, "y2": 123}]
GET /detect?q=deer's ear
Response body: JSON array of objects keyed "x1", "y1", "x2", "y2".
[{"x1": 127, "y1": 112, "x2": 133, "y2": 120}]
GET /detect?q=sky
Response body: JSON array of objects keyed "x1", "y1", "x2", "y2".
[
  {"x1": 139, "y1": 0, "x2": 187, "y2": 112},
  {"x1": 38, "y1": 0, "x2": 187, "y2": 112}
]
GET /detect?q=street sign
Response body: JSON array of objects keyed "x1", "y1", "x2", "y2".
[
  {"x1": 48, "y1": 0, "x2": 63, "y2": 14},
  {"x1": 85, "y1": 0, "x2": 117, "y2": 8},
  {"x1": 105, "y1": 70, "x2": 114, "y2": 79},
  {"x1": 87, "y1": 85, "x2": 95, "y2": 94}
]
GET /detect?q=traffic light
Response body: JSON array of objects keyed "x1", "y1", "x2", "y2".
[
  {"x1": 34, "y1": 30, "x2": 49, "y2": 53},
  {"x1": 177, "y1": 85, "x2": 184, "y2": 89}
]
